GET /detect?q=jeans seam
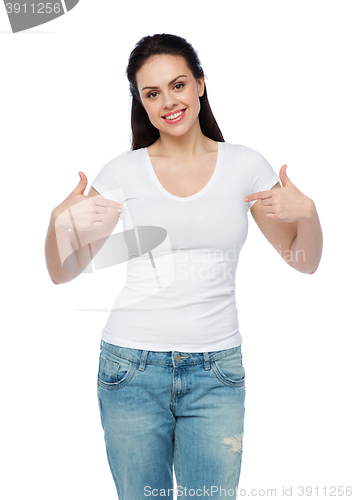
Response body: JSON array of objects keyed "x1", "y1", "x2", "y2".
[
  {"x1": 174, "y1": 430, "x2": 181, "y2": 493},
  {"x1": 105, "y1": 446, "x2": 122, "y2": 498},
  {"x1": 210, "y1": 360, "x2": 245, "y2": 388},
  {"x1": 101, "y1": 343, "x2": 137, "y2": 365}
]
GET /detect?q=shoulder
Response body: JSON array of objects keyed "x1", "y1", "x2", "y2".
[
  {"x1": 223, "y1": 142, "x2": 269, "y2": 160},
  {"x1": 99, "y1": 148, "x2": 147, "y2": 174},
  {"x1": 225, "y1": 144, "x2": 276, "y2": 179},
  {"x1": 105, "y1": 147, "x2": 142, "y2": 164},
  {"x1": 221, "y1": 143, "x2": 273, "y2": 172}
]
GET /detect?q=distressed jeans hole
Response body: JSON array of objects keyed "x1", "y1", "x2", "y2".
[{"x1": 222, "y1": 435, "x2": 242, "y2": 453}]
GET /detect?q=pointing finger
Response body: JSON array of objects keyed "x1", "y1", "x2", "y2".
[
  {"x1": 244, "y1": 189, "x2": 273, "y2": 203},
  {"x1": 92, "y1": 194, "x2": 123, "y2": 210}
]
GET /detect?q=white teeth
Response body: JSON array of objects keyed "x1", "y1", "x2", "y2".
[{"x1": 164, "y1": 110, "x2": 185, "y2": 120}]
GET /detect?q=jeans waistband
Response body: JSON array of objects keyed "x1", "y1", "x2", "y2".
[{"x1": 100, "y1": 339, "x2": 242, "y2": 371}]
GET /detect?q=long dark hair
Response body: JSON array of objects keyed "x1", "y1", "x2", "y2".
[{"x1": 126, "y1": 33, "x2": 224, "y2": 151}]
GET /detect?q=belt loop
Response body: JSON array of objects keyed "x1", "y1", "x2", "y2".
[
  {"x1": 139, "y1": 350, "x2": 149, "y2": 371},
  {"x1": 203, "y1": 351, "x2": 210, "y2": 371}
]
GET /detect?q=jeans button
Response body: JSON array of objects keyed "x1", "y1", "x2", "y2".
[{"x1": 175, "y1": 354, "x2": 182, "y2": 362}]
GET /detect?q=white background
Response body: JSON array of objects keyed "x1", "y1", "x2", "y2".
[{"x1": 1, "y1": 0, "x2": 353, "y2": 498}]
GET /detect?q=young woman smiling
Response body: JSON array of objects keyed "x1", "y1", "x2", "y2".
[{"x1": 45, "y1": 33, "x2": 323, "y2": 499}]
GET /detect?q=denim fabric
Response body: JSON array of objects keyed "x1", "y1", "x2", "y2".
[{"x1": 97, "y1": 340, "x2": 246, "y2": 499}]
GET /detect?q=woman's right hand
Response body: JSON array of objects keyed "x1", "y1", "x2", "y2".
[{"x1": 52, "y1": 172, "x2": 123, "y2": 231}]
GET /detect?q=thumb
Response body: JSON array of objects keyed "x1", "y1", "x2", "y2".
[
  {"x1": 72, "y1": 171, "x2": 88, "y2": 195},
  {"x1": 279, "y1": 164, "x2": 292, "y2": 187}
]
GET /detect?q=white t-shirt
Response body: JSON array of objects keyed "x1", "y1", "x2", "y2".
[{"x1": 91, "y1": 141, "x2": 279, "y2": 352}]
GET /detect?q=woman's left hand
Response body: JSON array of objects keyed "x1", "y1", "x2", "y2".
[{"x1": 244, "y1": 165, "x2": 315, "y2": 222}]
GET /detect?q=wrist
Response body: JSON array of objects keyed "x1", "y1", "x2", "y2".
[
  {"x1": 300, "y1": 197, "x2": 317, "y2": 222},
  {"x1": 51, "y1": 207, "x2": 60, "y2": 222},
  {"x1": 51, "y1": 208, "x2": 68, "y2": 231}
]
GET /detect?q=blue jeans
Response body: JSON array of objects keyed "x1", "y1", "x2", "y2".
[{"x1": 97, "y1": 340, "x2": 246, "y2": 499}]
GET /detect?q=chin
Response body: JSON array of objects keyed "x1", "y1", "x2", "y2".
[{"x1": 160, "y1": 119, "x2": 199, "y2": 137}]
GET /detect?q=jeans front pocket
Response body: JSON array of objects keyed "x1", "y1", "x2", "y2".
[
  {"x1": 97, "y1": 347, "x2": 136, "y2": 390},
  {"x1": 211, "y1": 346, "x2": 245, "y2": 388}
]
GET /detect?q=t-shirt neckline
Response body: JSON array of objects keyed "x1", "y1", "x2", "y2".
[{"x1": 144, "y1": 141, "x2": 223, "y2": 201}]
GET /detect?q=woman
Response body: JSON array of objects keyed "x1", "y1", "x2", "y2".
[{"x1": 45, "y1": 33, "x2": 323, "y2": 499}]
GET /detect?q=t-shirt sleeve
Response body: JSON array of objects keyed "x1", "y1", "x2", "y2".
[
  {"x1": 243, "y1": 146, "x2": 279, "y2": 209},
  {"x1": 90, "y1": 151, "x2": 127, "y2": 203}
]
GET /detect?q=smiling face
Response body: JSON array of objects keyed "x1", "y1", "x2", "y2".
[{"x1": 136, "y1": 54, "x2": 205, "y2": 138}]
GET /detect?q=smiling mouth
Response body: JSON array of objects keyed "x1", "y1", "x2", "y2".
[{"x1": 162, "y1": 109, "x2": 186, "y2": 120}]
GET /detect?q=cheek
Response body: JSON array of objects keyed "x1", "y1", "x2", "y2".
[
  {"x1": 186, "y1": 89, "x2": 201, "y2": 114},
  {"x1": 185, "y1": 87, "x2": 199, "y2": 105},
  {"x1": 143, "y1": 102, "x2": 157, "y2": 120},
  {"x1": 189, "y1": 93, "x2": 201, "y2": 116}
]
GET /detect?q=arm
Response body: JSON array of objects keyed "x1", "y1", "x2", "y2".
[
  {"x1": 288, "y1": 203, "x2": 322, "y2": 274},
  {"x1": 45, "y1": 186, "x2": 120, "y2": 284},
  {"x1": 45, "y1": 211, "x2": 80, "y2": 284},
  {"x1": 245, "y1": 166, "x2": 323, "y2": 274}
]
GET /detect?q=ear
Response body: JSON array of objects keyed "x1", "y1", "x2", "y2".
[{"x1": 197, "y1": 76, "x2": 205, "y2": 97}]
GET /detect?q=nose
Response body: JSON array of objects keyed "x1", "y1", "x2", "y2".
[{"x1": 162, "y1": 91, "x2": 178, "y2": 110}]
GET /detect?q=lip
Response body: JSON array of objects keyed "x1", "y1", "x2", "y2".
[{"x1": 161, "y1": 108, "x2": 187, "y2": 123}]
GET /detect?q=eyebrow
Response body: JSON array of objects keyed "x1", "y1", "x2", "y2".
[{"x1": 142, "y1": 75, "x2": 188, "y2": 91}]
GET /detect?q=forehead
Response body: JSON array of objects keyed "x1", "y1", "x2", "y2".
[{"x1": 136, "y1": 55, "x2": 191, "y2": 89}]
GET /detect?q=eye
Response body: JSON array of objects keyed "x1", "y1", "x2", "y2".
[{"x1": 146, "y1": 83, "x2": 185, "y2": 99}]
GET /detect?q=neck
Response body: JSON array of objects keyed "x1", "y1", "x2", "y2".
[{"x1": 154, "y1": 120, "x2": 216, "y2": 160}]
